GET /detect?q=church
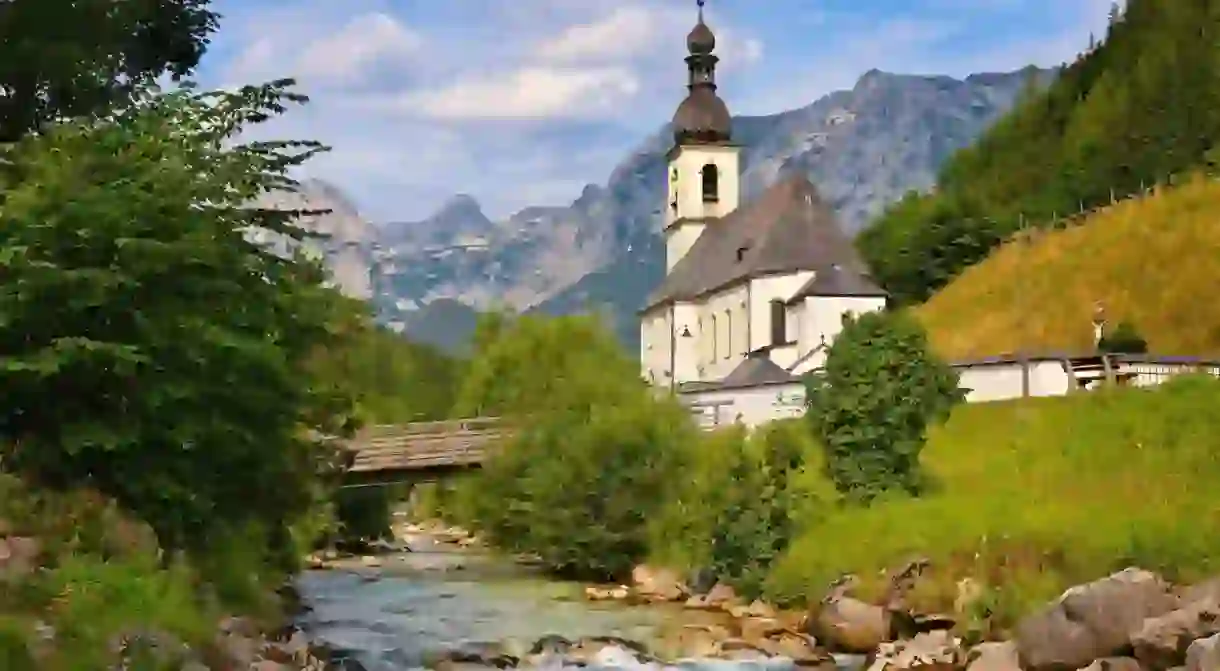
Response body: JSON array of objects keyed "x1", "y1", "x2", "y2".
[{"x1": 639, "y1": 4, "x2": 888, "y2": 427}]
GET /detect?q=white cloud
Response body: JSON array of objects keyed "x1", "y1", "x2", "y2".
[
  {"x1": 222, "y1": 9, "x2": 422, "y2": 87},
  {"x1": 295, "y1": 12, "x2": 422, "y2": 83},
  {"x1": 533, "y1": 6, "x2": 674, "y2": 64},
  {"x1": 398, "y1": 66, "x2": 641, "y2": 120}
]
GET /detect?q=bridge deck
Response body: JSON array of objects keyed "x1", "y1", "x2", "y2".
[{"x1": 344, "y1": 417, "x2": 504, "y2": 473}]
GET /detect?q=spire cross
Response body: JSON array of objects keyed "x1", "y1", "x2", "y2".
[{"x1": 697, "y1": 0, "x2": 705, "y2": 20}]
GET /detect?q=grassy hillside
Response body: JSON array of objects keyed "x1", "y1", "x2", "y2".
[
  {"x1": 859, "y1": 0, "x2": 1220, "y2": 304},
  {"x1": 914, "y1": 175, "x2": 1220, "y2": 359},
  {"x1": 769, "y1": 374, "x2": 1220, "y2": 626}
]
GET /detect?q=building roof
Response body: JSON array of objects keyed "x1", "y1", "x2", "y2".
[
  {"x1": 677, "y1": 352, "x2": 798, "y2": 393},
  {"x1": 644, "y1": 174, "x2": 873, "y2": 310},
  {"x1": 789, "y1": 263, "x2": 887, "y2": 301}
]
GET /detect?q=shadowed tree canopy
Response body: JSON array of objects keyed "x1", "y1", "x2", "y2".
[{"x1": 0, "y1": 0, "x2": 218, "y2": 142}]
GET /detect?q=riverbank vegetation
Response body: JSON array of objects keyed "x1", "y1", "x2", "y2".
[
  {"x1": 430, "y1": 304, "x2": 1220, "y2": 633},
  {"x1": 0, "y1": 1, "x2": 459, "y2": 665}
]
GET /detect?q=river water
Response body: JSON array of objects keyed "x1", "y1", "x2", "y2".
[{"x1": 294, "y1": 533, "x2": 810, "y2": 671}]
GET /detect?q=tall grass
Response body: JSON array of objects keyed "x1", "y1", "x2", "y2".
[
  {"x1": 767, "y1": 374, "x2": 1220, "y2": 625},
  {"x1": 917, "y1": 173, "x2": 1220, "y2": 358}
]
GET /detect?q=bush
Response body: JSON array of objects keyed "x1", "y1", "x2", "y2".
[
  {"x1": 805, "y1": 310, "x2": 964, "y2": 503},
  {"x1": 451, "y1": 314, "x2": 697, "y2": 580},
  {"x1": 651, "y1": 420, "x2": 818, "y2": 599},
  {"x1": 1099, "y1": 320, "x2": 1149, "y2": 354}
]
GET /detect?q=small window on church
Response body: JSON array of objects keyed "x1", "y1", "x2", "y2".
[
  {"x1": 724, "y1": 310, "x2": 731, "y2": 359},
  {"x1": 770, "y1": 300, "x2": 787, "y2": 346},
  {"x1": 701, "y1": 163, "x2": 719, "y2": 203},
  {"x1": 710, "y1": 314, "x2": 718, "y2": 361}
]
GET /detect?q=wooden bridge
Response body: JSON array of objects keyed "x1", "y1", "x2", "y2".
[{"x1": 339, "y1": 416, "x2": 506, "y2": 487}]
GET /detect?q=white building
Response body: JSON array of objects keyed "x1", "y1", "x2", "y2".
[{"x1": 639, "y1": 6, "x2": 887, "y2": 427}]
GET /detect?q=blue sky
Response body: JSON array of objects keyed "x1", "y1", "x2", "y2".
[{"x1": 197, "y1": 0, "x2": 1115, "y2": 222}]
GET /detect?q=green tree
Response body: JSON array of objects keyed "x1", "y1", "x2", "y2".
[
  {"x1": 805, "y1": 311, "x2": 964, "y2": 503},
  {"x1": 1099, "y1": 320, "x2": 1149, "y2": 354},
  {"x1": 0, "y1": 80, "x2": 354, "y2": 571},
  {"x1": 452, "y1": 314, "x2": 696, "y2": 580},
  {"x1": 0, "y1": 0, "x2": 218, "y2": 142}
]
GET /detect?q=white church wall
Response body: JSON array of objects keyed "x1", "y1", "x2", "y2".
[
  {"x1": 639, "y1": 310, "x2": 673, "y2": 386},
  {"x1": 694, "y1": 285, "x2": 749, "y2": 380},
  {"x1": 672, "y1": 302, "x2": 702, "y2": 384},
  {"x1": 680, "y1": 381, "x2": 807, "y2": 429},
  {"x1": 668, "y1": 145, "x2": 742, "y2": 223},
  {"x1": 803, "y1": 295, "x2": 887, "y2": 354},
  {"x1": 747, "y1": 273, "x2": 814, "y2": 351}
]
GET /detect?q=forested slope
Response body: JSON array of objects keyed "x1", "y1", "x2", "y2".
[{"x1": 859, "y1": 0, "x2": 1220, "y2": 304}]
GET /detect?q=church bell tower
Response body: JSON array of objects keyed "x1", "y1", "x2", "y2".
[{"x1": 664, "y1": 0, "x2": 741, "y2": 272}]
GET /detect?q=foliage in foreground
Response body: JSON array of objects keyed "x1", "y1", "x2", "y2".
[
  {"x1": 0, "y1": 0, "x2": 219, "y2": 143},
  {"x1": 0, "y1": 474, "x2": 223, "y2": 670},
  {"x1": 448, "y1": 314, "x2": 697, "y2": 580},
  {"x1": 916, "y1": 175, "x2": 1220, "y2": 359},
  {"x1": 0, "y1": 81, "x2": 356, "y2": 576},
  {"x1": 805, "y1": 310, "x2": 964, "y2": 502},
  {"x1": 769, "y1": 374, "x2": 1220, "y2": 626}
]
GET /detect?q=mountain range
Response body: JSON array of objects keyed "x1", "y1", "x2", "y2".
[{"x1": 280, "y1": 66, "x2": 1056, "y2": 353}]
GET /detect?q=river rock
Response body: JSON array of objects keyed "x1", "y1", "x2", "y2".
[
  {"x1": 1015, "y1": 567, "x2": 1180, "y2": 671},
  {"x1": 0, "y1": 535, "x2": 40, "y2": 581},
  {"x1": 428, "y1": 641, "x2": 519, "y2": 669},
  {"x1": 813, "y1": 596, "x2": 889, "y2": 654},
  {"x1": 965, "y1": 641, "x2": 1021, "y2": 671},
  {"x1": 685, "y1": 581, "x2": 739, "y2": 610},
  {"x1": 1131, "y1": 598, "x2": 1220, "y2": 670},
  {"x1": 729, "y1": 599, "x2": 779, "y2": 619},
  {"x1": 1185, "y1": 633, "x2": 1220, "y2": 670},
  {"x1": 631, "y1": 564, "x2": 688, "y2": 602},
  {"x1": 667, "y1": 624, "x2": 729, "y2": 659},
  {"x1": 866, "y1": 630, "x2": 964, "y2": 671}
]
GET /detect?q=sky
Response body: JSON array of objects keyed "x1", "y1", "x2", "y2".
[{"x1": 197, "y1": 0, "x2": 1117, "y2": 223}]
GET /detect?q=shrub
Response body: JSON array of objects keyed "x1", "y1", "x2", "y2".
[
  {"x1": 651, "y1": 419, "x2": 824, "y2": 600},
  {"x1": 451, "y1": 315, "x2": 696, "y2": 580},
  {"x1": 805, "y1": 310, "x2": 964, "y2": 503},
  {"x1": 1099, "y1": 320, "x2": 1149, "y2": 354}
]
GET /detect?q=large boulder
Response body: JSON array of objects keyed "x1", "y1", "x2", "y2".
[
  {"x1": 1015, "y1": 568, "x2": 1179, "y2": 670},
  {"x1": 1131, "y1": 599, "x2": 1220, "y2": 670},
  {"x1": 1185, "y1": 633, "x2": 1220, "y2": 671}
]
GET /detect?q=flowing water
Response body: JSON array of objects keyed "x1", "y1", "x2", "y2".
[{"x1": 294, "y1": 533, "x2": 817, "y2": 671}]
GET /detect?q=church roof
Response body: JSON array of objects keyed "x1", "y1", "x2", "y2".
[
  {"x1": 789, "y1": 263, "x2": 887, "y2": 301},
  {"x1": 644, "y1": 174, "x2": 873, "y2": 310}
]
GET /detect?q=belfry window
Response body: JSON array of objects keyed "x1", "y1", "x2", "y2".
[{"x1": 701, "y1": 163, "x2": 719, "y2": 202}]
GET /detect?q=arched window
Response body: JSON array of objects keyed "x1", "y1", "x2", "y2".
[
  {"x1": 701, "y1": 163, "x2": 719, "y2": 202},
  {"x1": 710, "y1": 314, "x2": 718, "y2": 361},
  {"x1": 724, "y1": 309, "x2": 731, "y2": 359},
  {"x1": 770, "y1": 300, "x2": 787, "y2": 346}
]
